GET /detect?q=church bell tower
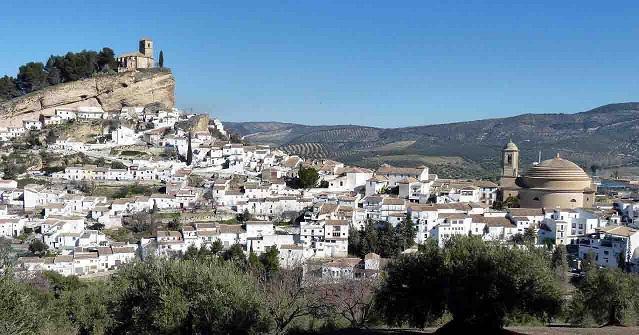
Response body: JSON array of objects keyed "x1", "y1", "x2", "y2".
[
  {"x1": 502, "y1": 139, "x2": 519, "y2": 178},
  {"x1": 139, "y1": 38, "x2": 153, "y2": 58}
]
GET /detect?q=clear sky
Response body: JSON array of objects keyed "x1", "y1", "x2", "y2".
[{"x1": 1, "y1": 1, "x2": 638, "y2": 127}]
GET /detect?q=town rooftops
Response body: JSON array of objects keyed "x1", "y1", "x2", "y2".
[
  {"x1": 406, "y1": 203, "x2": 437, "y2": 212},
  {"x1": 323, "y1": 257, "x2": 362, "y2": 269},
  {"x1": 398, "y1": 177, "x2": 419, "y2": 184},
  {"x1": 157, "y1": 231, "x2": 182, "y2": 238},
  {"x1": 324, "y1": 219, "x2": 349, "y2": 226},
  {"x1": 217, "y1": 224, "x2": 245, "y2": 234},
  {"x1": 367, "y1": 175, "x2": 389, "y2": 182},
  {"x1": 507, "y1": 208, "x2": 545, "y2": 217},
  {"x1": 280, "y1": 244, "x2": 304, "y2": 250},
  {"x1": 470, "y1": 215, "x2": 515, "y2": 228},
  {"x1": 599, "y1": 225, "x2": 639, "y2": 238},
  {"x1": 377, "y1": 165, "x2": 425, "y2": 176},
  {"x1": 474, "y1": 180, "x2": 499, "y2": 188},
  {"x1": 382, "y1": 197, "x2": 405, "y2": 206},
  {"x1": 440, "y1": 213, "x2": 470, "y2": 221}
]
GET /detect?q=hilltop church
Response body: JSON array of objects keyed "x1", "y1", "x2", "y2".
[
  {"x1": 498, "y1": 140, "x2": 596, "y2": 209},
  {"x1": 116, "y1": 38, "x2": 155, "y2": 72}
]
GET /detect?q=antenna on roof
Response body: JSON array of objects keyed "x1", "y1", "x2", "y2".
[{"x1": 533, "y1": 151, "x2": 541, "y2": 166}]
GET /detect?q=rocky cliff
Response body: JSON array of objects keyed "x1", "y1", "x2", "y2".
[{"x1": 0, "y1": 69, "x2": 175, "y2": 127}]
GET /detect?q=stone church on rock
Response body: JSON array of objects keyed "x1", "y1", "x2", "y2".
[{"x1": 116, "y1": 38, "x2": 155, "y2": 72}]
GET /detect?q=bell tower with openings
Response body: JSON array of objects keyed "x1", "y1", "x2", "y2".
[{"x1": 502, "y1": 139, "x2": 519, "y2": 178}]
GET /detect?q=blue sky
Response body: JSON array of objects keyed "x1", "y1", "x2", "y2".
[{"x1": 1, "y1": 1, "x2": 638, "y2": 127}]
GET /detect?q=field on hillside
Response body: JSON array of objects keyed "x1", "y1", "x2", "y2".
[{"x1": 226, "y1": 102, "x2": 639, "y2": 179}]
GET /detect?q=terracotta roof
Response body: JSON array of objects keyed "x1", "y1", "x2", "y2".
[
  {"x1": 382, "y1": 197, "x2": 405, "y2": 206},
  {"x1": 377, "y1": 165, "x2": 425, "y2": 176},
  {"x1": 324, "y1": 219, "x2": 349, "y2": 226},
  {"x1": 470, "y1": 215, "x2": 515, "y2": 228},
  {"x1": 508, "y1": 208, "x2": 545, "y2": 217}
]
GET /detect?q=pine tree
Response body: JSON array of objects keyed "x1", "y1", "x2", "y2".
[
  {"x1": 400, "y1": 216, "x2": 416, "y2": 249},
  {"x1": 159, "y1": 50, "x2": 164, "y2": 68},
  {"x1": 186, "y1": 132, "x2": 193, "y2": 166},
  {"x1": 551, "y1": 244, "x2": 569, "y2": 282}
]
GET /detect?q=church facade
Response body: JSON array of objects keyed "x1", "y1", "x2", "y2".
[
  {"x1": 116, "y1": 38, "x2": 155, "y2": 72},
  {"x1": 498, "y1": 140, "x2": 596, "y2": 209}
]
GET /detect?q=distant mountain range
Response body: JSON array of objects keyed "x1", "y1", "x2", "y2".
[{"x1": 226, "y1": 103, "x2": 639, "y2": 179}]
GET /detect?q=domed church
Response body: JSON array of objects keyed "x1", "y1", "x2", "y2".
[{"x1": 498, "y1": 140, "x2": 596, "y2": 209}]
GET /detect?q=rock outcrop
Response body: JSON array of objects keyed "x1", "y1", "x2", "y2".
[
  {"x1": 176, "y1": 114, "x2": 210, "y2": 133},
  {"x1": 0, "y1": 69, "x2": 175, "y2": 127}
]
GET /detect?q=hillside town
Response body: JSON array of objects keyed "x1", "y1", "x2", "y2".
[{"x1": 0, "y1": 91, "x2": 637, "y2": 280}]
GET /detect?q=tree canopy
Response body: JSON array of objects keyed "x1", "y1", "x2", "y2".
[
  {"x1": 376, "y1": 236, "x2": 563, "y2": 331},
  {"x1": 569, "y1": 268, "x2": 639, "y2": 326},
  {"x1": 109, "y1": 258, "x2": 270, "y2": 334},
  {"x1": 0, "y1": 48, "x2": 118, "y2": 102},
  {"x1": 298, "y1": 166, "x2": 320, "y2": 188}
]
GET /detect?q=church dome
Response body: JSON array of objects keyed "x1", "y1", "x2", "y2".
[
  {"x1": 503, "y1": 140, "x2": 518, "y2": 151},
  {"x1": 522, "y1": 154, "x2": 591, "y2": 190}
]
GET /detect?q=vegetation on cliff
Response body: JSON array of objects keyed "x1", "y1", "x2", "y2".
[{"x1": 0, "y1": 48, "x2": 118, "y2": 101}]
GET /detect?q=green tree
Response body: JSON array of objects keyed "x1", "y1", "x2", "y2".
[
  {"x1": 210, "y1": 240, "x2": 223, "y2": 254},
  {"x1": 97, "y1": 47, "x2": 117, "y2": 72},
  {"x1": 0, "y1": 271, "x2": 43, "y2": 334},
  {"x1": 60, "y1": 51, "x2": 98, "y2": 82},
  {"x1": 348, "y1": 225, "x2": 361, "y2": 256},
  {"x1": 248, "y1": 251, "x2": 264, "y2": 273},
  {"x1": 186, "y1": 132, "x2": 193, "y2": 166},
  {"x1": 28, "y1": 239, "x2": 49, "y2": 257},
  {"x1": 377, "y1": 221, "x2": 402, "y2": 257},
  {"x1": 298, "y1": 166, "x2": 319, "y2": 188},
  {"x1": 551, "y1": 245, "x2": 569, "y2": 282},
  {"x1": 167, "y1": 218, "x2": 182, "y2": 231},
  {"x1": 502, "y1": 195, "x2": 520, "y2": 208},
  {"x1": 523, "y1": 226, "x2": 537, "y2": 245},
  {"x1": 237, "y1": 208, "x2": 252, "y2": 223},
  {"x1": 569, "y1": 268, "x2": 639, "y2": 326},
  {"x1": 159, "y1": 50, "x2": 164, "y2": 68},
  {"x1": 259, "y1": 246, "x2": 280, "y2": 277},
  {"x1": 56, "y1": 281, "x2": 112, "y2": 334},
  {"x1": 0, "y1": 76, "x2": 21, "y2": 101},
  {"x1": 581, "y1": 251, "x2": 597, "y2": 273},
  {"x1": 223, "y1": 244, "x2": 247, "y2": 266},
  {"x1": 399, "y1": 216, "x2": 416, "y2": 249},
  {"x1": 46, "y1": 67, "x2": 62, "y2": 85},
  {"x1": 108, "y1": 258, "x2": 269, "y2": 334},
  {"x1": 17, "y1": 62, "x2": 48, "y2": 93},
  {"x1": 376, "y1": 236, "x2": 562, "y2": 331},
  {"x1": 376, "y1": 240, "x2": 447, "y2": 327}
]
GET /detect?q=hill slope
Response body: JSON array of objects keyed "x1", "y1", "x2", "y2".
[{"x1": 226, "y1": 103, "x2": 639, "y2": 178}]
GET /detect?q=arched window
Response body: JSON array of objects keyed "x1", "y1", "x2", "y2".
[
  {"x1": 570, "y1": 199, "x2": 577, "y2": 203},
  {"x1": 507, "y1": 154, "x2": 512, "y2": 165},
  {"x1": 533, "y1": 197, "x2": 540, "y2": 201}
]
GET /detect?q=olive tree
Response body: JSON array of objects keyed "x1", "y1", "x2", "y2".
[
  {"x1": 376, "y1": 236, "x2": 562, "y2": 332},
  {"x1": 108, "y1": 258, "x2": 270, "y2": 334}
]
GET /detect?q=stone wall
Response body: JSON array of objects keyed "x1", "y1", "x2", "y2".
[{"x1": 0, "y1": 69, "x2": 175, "y2": 127}]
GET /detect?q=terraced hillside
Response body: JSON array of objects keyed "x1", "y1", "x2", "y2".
[{"x1": 226, "y1": 102, "x2": 639, "y2": 179}]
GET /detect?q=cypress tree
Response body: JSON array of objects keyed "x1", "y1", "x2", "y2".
[
  {"x1": 159, "y1": 50, "x2": 164, "y2": 68},
  {"x1": 186, "y1": 132, "x2": 193, "y2": 166}
]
